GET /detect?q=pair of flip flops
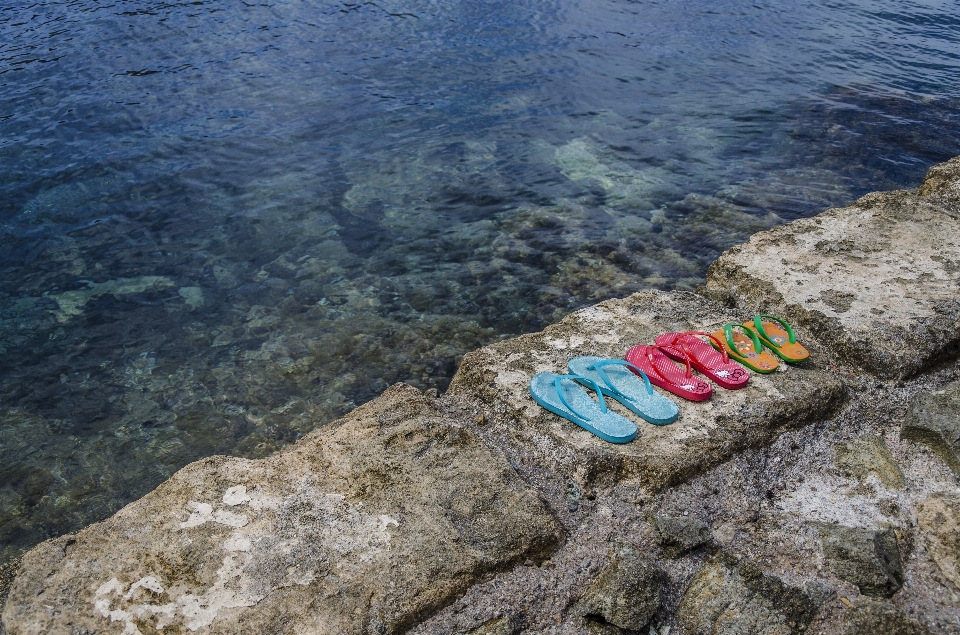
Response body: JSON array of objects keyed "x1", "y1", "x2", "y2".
[
  {"x1": 625, "y1": 331, "x2": 750, "y2": 402},
  {"x1": 530, "y1": 357, "x2": 680, "y2": 444},
  {"x1": 709, "y1": 315, "x2": 809, "y2": 373}
]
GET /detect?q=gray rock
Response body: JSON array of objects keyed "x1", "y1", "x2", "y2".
[
  {"x1": 840, "y1": 598, "x2": 932, "y2": 635},
  {"x1": 816, "y1": 524, "x2": 904, "y2": 598},
  {"x1": 653, "y1": 515, "x2": 712, "y2": 558},
  {"x1": 834, "y1": 435, "x2": 905, "y2": 489},
  {"x1": 901, "y1": 382, "x2": 960, "y2": 475},
  {"x1": 916, "y1": 155, "x2": 960, "y2": 207},
  {"x1": 464, "y1": 615, "x2": 518, "y2": 635},
  {"x1": 704, "y1": 156, "x2": 960, "y2": 378},
  {"x1": 0, "y1": 557, "x2": 19, "y2": 634},
  {"x1": 447, "y1": 290, "x2": 845, "y2": 491},
  {"x1": 572, "y1": 538, "x2": 664, "y2": 632},
  {"x1": 584, "y1": 622, "x2": 625, "y2": 635},
  {"x1": 915, "y1": 492, "x2": 960, "y2": 591},
  {"x1": 677, "y1": 551, "x2": 827, "y2": 634},
  {"x1": 1, "y1": 384, "x2": 561, "y2": 635}
]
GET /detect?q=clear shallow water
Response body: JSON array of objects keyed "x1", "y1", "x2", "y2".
[{"x1": 1, "y1": 0, "x2": 959, "y2": 562}]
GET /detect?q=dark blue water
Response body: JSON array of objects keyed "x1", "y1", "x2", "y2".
[{"x1": 1, "y1": 0, "x2": 959, "y2": 562}]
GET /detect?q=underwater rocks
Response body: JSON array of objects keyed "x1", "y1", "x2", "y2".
[
  {"x1": 447, "y1": 289, "x2": 845, "y2": 490},
  {"x1": 1, "y1": 384, "x2": 560, "y2": 635},
  {"x1": 704, "y1": 159, "x2": 960, "y2": 379},
  {"x1": 7, "y1": 157, "x2": 960, "y2": 634}
]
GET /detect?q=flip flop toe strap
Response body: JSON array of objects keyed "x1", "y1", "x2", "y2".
[
  {"x1": 669, "y1": 331, "x2": 730, "y2": 365},
  {"x1": 646, "y1": 345, "x2": 693, "y2": 382},
  {"x1": 554, "y1": 374, "x2": 607, "y2": 421},
  {"x1": 723, "y1": 324, "x2": 762, "y2": 354},
  {"x1": 587, "y1": 359, "x2": 654, "y2": 397},
  {"x1": 753, "y1": 314, "x2": 797, "y2": 346}
]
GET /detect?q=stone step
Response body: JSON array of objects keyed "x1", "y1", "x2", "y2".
[
  {"x1": 446, "y1": 289, "x2": 846, "y2": 491},
  {"x1": 704, "y1": 157, "x2": 960, "y2": 379}
]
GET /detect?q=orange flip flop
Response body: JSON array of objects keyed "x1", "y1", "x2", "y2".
[
  {"x1": 710, "y1": 324, "x2": 779, "y2": 373},
  {"x1": 743, "y1": 314, "x2": 809, "y2": 363}
]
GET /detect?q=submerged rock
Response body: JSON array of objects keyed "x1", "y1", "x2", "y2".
[
  {"x1": 1, "y1": 384, "x2": 561, "y2": 635},
  {"x1": 704, "y1": 159, "x2": 960, "y2": 378},
  {"x1": 815, "y1": 524, "x2": 904, "y2": 598},
  {"x1": 901, "y1": 382, "x2": 960, "y2": 475},
  {"x1": 915, "y1": 492, "x2": 960, "y2": 591},
  {"x1": 834, "y1": 434, "x2": 905, "y2": 489},
  {"x1": 571, "y1": 538, "x2": 664, "y2": 632},
  {"x1": 676, "y1": 551, "x2": 827, "y2": 635},
  {"x1": 652, "y1": 514, "x2": 712, "y2": 558},
  {"x1": 840, "y1": 598, "x2": 932, "y2": 635}
]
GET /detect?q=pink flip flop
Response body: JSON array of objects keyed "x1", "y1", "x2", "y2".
[
  {"x1": 654, "y1": 331, "x2": 749, "y2": 390},
  {"x1": 624, "y1": 344, "x2": 712, "y2": 402}
]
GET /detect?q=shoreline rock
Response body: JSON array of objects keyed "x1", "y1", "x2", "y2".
[
  {"x1": 5, "y1": 158, "x2": 960, "y2": 633},
  {"x1": 2, "y1": 385, "x2": 560, "y2": 635},
  {"x1": 703, "y1": 157, "x2": 960, "y2": 379}
]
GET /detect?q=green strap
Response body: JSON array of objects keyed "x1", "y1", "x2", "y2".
[
  {"x1": 723, "y1": 323, "x2": 762, "y2": 353},
  {"x1": 753, "y1": 314, "x2": 797, "y2": 345}
]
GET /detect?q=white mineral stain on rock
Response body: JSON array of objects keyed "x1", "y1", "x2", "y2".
[
  {"x1": 378, "y1": 515, "x2": 399, "y2": 531},
  {"x1": 223, "y1": 485, "x2": 251, "y2": 506},
  {"x1": 223, "y1": 532, "x2": 252, "y2": 552},
  {"x1": 213, "y1": 510, "x2": 249, "y2": 528},
  {"x1": 177, "y1": 556, "x2": 261, "y2": 630},
  {"x1": 179, "y1": 500, "x2": 249, "y2": 529},
  {"x1": 124, "y1": 575, "x2": 165, "y2": 599},
  {"x1": 543, "y1": 336, "x2": 568, "y2": 350},
  {"x1": 179, "y1": 501, "x2": 214, "y2": 529},
  {"x1": 96, "y1": 578, "x2": 124, "y2": 597}
]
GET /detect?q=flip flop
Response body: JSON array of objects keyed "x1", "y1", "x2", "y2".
[
  {"x1": 743, "y1": 314, "x2": 809, "y2": 363},
  {"x1": 624, "y1": 344, "x2": 712, "y2": 402},
  {"x1": 529, "y1": 372, "x2": 638, "y2": 443},
  {"x1": 653, "y1": 331, "x2": 750, "y2": 390},
  {"x1": 567, "y1": 356, "x2": 679, "y2": 425},
  {"x1": 709, "y1": 324, "x2": 779, "y2": 373}
]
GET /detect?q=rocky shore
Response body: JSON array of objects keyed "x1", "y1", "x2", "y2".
[{"x1": 3, "y1": 157, "x2": 960, "y2": 634}]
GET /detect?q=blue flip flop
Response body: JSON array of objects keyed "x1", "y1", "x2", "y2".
[
  {"x1": 567, "y1": 357, "x2": 679, "y2": 425},
  {"x1": 529, "y1": 372, "x2": 638, "y2": 443}
]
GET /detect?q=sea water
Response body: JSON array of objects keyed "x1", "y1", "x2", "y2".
[{"x1": 1, "y1": 0, "x2": 959, "y2": 563}]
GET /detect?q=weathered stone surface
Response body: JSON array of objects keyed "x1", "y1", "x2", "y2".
[
  {"x1": 653, "y1": 515, "x2": 712, "y2": 558},
  {"x1": 902, "y1": 382, "x2": 960, "y2": 475},
  {"x1": 704, "y1": 157, "x2": 960, "y2": 378},
  {"x1": 676, "y1": 551, "x2": 826, "y2": 635},
  {"x1": 572, "y1": 538, "x2": 664, "y2": 632},
  {"x1": 816, "y1": 524, "x2": 903, "y2": 598},
  {"x1": 1, "y1": 384, "x2": 561, "y2": 635},
  {"x1": 916, "y1": 155, "x2": 960, "y2": 206},
  {"x1": 447, "y1": 290, "x2": 845, "y2": 490},
  {"x1": 464, "y1": 615, "x2": 518, "y2": 635},
  {"x1": 840, "y1": 598, "x2": 932, "y2": 635},
  {"x1": 916, "y1": 492, "x2": 960, "y2": 591},
  {"x1": 834, "y1": 435, "x2": 904, "y2": 489}
]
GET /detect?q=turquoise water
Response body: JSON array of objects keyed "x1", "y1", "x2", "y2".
[{"x1": 1, "y1": 0, "x2": 959, "y2": 562}]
